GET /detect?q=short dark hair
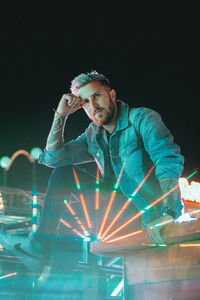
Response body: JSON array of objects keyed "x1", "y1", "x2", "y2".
[{"x1": 70, "y1": 71, "x2": 110, "y2": 96}]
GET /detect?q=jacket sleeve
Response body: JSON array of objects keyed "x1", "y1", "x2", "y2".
[
  {"x1": 136, "y1": 108, "x2": 184, "y2": 179},
  {"x1": 38, "y1": 131, "x2": 95, "y2": 168}
]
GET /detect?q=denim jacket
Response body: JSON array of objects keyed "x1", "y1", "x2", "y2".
[{"x1": 39, "y1": 100, "x2": 184, "y2": 227}]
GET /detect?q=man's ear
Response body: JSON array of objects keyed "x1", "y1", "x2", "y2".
[{"x1": 110, "y1": 89, "x2": 116, "y2": 101}]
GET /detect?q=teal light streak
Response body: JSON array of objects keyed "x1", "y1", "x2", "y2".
[{"x1": 186, "y1": 170, "x2": 198, "y2": 180}]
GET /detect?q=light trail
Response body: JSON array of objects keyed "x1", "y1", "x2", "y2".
[
  {"x1": 103, "y1": 211, "x2": 144, "y2": 241},
  {"x1": 95, "y1": 167, "x2": 100, "y2": 210},
  {"x1": 105, "y1": 229, "x2": 143, "y2": 243},
  {"x1": 60, "y1": 218, "x2": 85, "y2": 238},
  {"x1": 64, "y1": 200, "x2": 89, "y2": 235},
  {"x1": 0, "y1": 272, "x2": 17, "y2": 279},
  {"x1": 101, "y1": 163, "x2": 156, "y2": 239},
  {"x1": 179, "y1": 243, "x2": 200, "y2": 247},
  {"x1": 103, "y1": 170, "x2": 198, "y2": 242},
  {"x1": 98, "y1": 163, "x2": 125, "y2": 239},
  {"x1": 72, "y1": 167, "x2": 92, "y2": 229}
]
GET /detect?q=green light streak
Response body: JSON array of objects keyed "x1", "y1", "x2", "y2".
[{"x1": 186, "y1": 170, "x2": 198, "y2": 180}]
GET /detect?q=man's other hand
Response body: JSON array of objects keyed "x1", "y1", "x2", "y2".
[{"x1": 56, "y1": 93, "x2": 82, "y2": 117}]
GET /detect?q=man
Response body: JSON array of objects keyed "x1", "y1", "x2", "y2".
[{"x1": 0, "y1": 71, "x2": 184, "y2": 273}]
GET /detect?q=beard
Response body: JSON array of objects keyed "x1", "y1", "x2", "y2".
[{"x1": 93, "y1": 98, "x2": 115, "y2": 125}]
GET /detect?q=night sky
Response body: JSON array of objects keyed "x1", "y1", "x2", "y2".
[{"x1": 0, "y1": 3, "x2": 199, "y2": 192}]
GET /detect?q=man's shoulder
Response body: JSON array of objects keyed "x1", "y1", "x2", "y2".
[{"x1": 129, "y1": 106, "x2": 157, "y2": 118}]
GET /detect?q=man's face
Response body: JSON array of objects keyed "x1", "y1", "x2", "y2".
[{"x1": 79, "y1": 81, "x2": 117, "y2": 126}]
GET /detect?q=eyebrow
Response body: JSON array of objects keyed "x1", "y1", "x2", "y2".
[{"x1": 81, "y1": 89, "x2": 102, "y2": 102}]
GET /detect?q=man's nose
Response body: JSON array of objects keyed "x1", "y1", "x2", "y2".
[{"x1": 90, "y1": 98, "x2": 98, "y2": 110}]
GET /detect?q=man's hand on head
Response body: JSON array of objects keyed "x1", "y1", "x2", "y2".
[{"x1": 56, "y1": 93, "x2": 82, "y2": 117}]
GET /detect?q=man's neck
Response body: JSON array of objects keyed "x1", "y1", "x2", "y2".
[{"x1": 103, "y1": 104, "x2": 118, "y2": 134}]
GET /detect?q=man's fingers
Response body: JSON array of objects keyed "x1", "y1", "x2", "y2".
[{"x1": 147, "y1": 227, "x2": 165, "y2": 245}]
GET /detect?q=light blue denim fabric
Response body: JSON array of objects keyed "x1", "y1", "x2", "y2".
[{"x1": 39, "y1": 100, "x2": 184, "y2": 228}]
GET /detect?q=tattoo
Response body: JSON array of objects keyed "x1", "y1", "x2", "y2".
[
  {"x1": 159, "y1": 177, "x2": 181, "y2": 217},
  {"x1": 46, "y1": 114, "x2": 67, "y2": 151}
]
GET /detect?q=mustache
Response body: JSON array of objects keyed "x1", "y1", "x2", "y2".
[{"x1": 92, "y1": 108, "x2": 103, "y2": 116}]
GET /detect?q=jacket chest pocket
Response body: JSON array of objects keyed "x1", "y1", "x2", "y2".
[
  {"x1": 114, "y1": 140, "x2": 138, "y2": 158},
  {"x1": 88, "y1": 144, "x2": 103, "y2": 159}
]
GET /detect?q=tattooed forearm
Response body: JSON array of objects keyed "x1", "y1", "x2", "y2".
[
  {"x1": 159, "y1": 178, "x2": 181, "y2": 217},
  {"x1": 46, "y1": 114, "x2": 67, "y2": 151}
]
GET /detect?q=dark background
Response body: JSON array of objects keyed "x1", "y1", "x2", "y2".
[{"x1": 0, "y1": 2, "x2": 199, "y2": 192}]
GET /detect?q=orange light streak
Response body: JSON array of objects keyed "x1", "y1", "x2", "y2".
[
  {"x1": 144, "y1": 184, "x2": 178, "y2": 210},
  {"x1": 72, "y1": 167, "x2": 80, "y2": 186},
  {"x1": 101, "y1": 199, "x2": 131, "y2": 239},
  {"x1": 72, "y1": 167, "x2": 92, "y2": 229},
  {"x1": 103, "y1": 211, "x2": 144, "y2": 241},
  {"x1": 80, "y1": 193, "x2": 92, "y2": 228},
  {"x1": 153, "y1": 218, "x2": 174, "y2": 228},
  {"x1": 98, "y1": 163, "x2": 125, "y2": 239},
  {"x1": 95, "y1": 167, "x2": 100, "y2": 210},
  {"x1": 101, "y1": 163, "x2": 156, "y2": 239},
  {"x1": 64, "y1": 201, "x2": 76, "y2": 215},
  {"x1": 105, "y1": 230, "x2": 143, "y2": 243},
  {"x1": 0, "y1": 272, "x2": 17, "y2": 279},
  {"x1": 64, "y1": 201, "x2": 89, "y2": 234},
  {"x1": 72, "y1": 228, "x2": 85, "y2": 238},
  {"x1": 179, "y1": 243, "x2": 200, "y2": 247},
  {"x1": 60, "y1": 218, "x2": 72, "y2": 228}
]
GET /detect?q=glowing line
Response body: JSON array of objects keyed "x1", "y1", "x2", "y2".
[
  {"x1": 72, "y1": 228, "x2": 85, "y2": 238},
  {"x1": 153, "y1": 218, "x2": 174, "y2": 228},
  {"x1": 72, "y1": 167, "x2": 92, "y2": 229},
  {"x1": 105, "y1": 230, "x2": 143, "y2": 243},
  {"x1": 5, "y1": 149, "x2": 34, "y2": 171},
  {"x1": 80, "y1": 194, "x2": 92, "y2": 228},
  {"x1": 60, "y1": 218, "x2": 85, "y2": 238},
  {"x1": 95, "y1": 167, "x2": 100, "y2": 210},
  {"x1": 64, "y1": 200, "x2": 76, "y2": 215},
  {"x1": 63, "y1": 201, "x2": 89, "y2": 234},
  {"x1": 60, "y1": 218, "x2": 72, "y2": 228},
  {"x1": 102, "y1": 163, "x2": 156, "y2": 239},
  {"x1": 144, "y1": 184, "x2": 179, "y2": 210},
  {"x1": 98, "y1": 163, "x2": 125, "y2": 239},
  {"x1": 179, "y1": 243, "x2": 200, "y2": 247},
  {"x1": 104, "y1": 170, "x2": 197, "y2": 242},
  {"x1": 0, "y1": 272, "x2": 17, "y2": 279},
  {"x1": 103, "y1": 211, "x2": 144, "y2": 241}
]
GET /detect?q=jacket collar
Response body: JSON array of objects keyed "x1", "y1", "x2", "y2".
[{"x1": 115, "y1": 100, "x2": 129, "y2": 132}]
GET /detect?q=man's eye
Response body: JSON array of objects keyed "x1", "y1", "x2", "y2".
[{"x1": 83, "y1": 99, "x2": 89, "y2": 104}]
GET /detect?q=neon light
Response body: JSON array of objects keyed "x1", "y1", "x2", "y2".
[
  {"x1": 111, "y1": 279, "x2": 124, "y2": 297},
  {"x1": 105, "y1": 229, "x2": 143, "y2": 243},
  {"x1": 186, "y1": 170, "x2": 198, "y2": 181},
  {"x1": 179, "y1": 243, "x2": 200, "y2": 247},
  {"x1": 72, "y1": 228, "x2": 85, "y2": 238},
  {"x1": 95, "y1": 167, "x2": 100, "y2": 210},
  {"x1": 60, "y1": 218, "x2": 85, "y2": 239},
  {"x1": 98, "y1": 163, "x2": 125, "y2": 239},
  {"x1": 104, "y1": 170, "x2": 197, "y2": 242},
  {"x1": 98, "y1": 191, "x2": 117, "y2": 239},
  {"x1": 0, "y1": 272, "x2": 17, "y2": 279},
  {"x1": 80, "y1": 193, "x2": 92, "y2": 228},
  {"x1": 179, "y1": 177, "x2": 200, "y2": 202},
  {"x1": 0, "y1": 192, "x2": 4, "y2": 214},
  {"x1": 154, "y1": 218, "x2": 174, "y2": 227},
  {"x1": 101, "y1": 199, "x2": 131, "y2": 239},
  {"x1": 103, "y1": 211, "x2": 144, "y2": 241},
  {"x1": 101, "y1": 164, "x2": 156, "y2": 239},
  {"x1": 64, "y1": 200, "x2": 76, "y2": 215},
  {"x1": 5, "y1": 149, "x2": 34, "y2": 171},
  {"x1": 72, "y1": 167, "x2": 92, "y2": 229}
]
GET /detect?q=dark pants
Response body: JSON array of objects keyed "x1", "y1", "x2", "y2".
[{"x1": 35, "y1": 163, "x2": 141, "y2": 264}]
